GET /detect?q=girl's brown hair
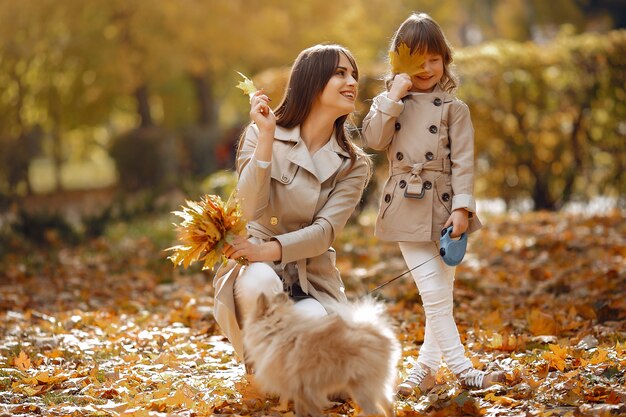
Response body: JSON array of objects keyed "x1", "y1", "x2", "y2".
[
  {"x1": 238, "y1": 44, "x2": 370, "y2": 178},
  {"x1": 387, "y1": 13, "x2": 457, "y2": 93}
]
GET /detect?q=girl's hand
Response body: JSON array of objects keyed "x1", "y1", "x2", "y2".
[
  {"x1": 249, "y1": 89, "x2": 275, "y2": 134},
  {"x1": 388, "y1": 73, "x2": 413, "y2": 102},
  {"x1": 444, "y1": 209, "x2": 469, "y2": 238},
  {"x1": 224, "y1": 235, "x2": 282, "y2": 263}
]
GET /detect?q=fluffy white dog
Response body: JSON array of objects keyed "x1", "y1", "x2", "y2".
[{"x1": 243, "y1": 292, "x2": 400, "y2": 417}]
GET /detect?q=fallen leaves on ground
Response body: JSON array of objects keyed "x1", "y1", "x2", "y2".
[{"x1": 0, "y1": 210, "x2": 625, "y2": 416}]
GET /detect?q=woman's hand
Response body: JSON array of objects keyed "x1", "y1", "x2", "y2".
[
  {"x1": 444, "y1": 208, "x2": 469, "y2": 238},
  {"x1": 249, "y1": 90, "x2": 275, "y2": 134},
  {"x1": 224, "y1": 235, "x2": 282, "y2": 263},
  {"x1": 388, "y1": 73, "x2": 413, "y2": 102}
]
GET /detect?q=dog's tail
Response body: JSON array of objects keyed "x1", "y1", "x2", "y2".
[{"x1": 329, "y1": 297, "x2": 392, "y2": 330}]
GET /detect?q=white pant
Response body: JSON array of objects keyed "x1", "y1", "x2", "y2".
[
  {"x1": 233, "y1": 263, "x2": 328, "y2": 325},
  {"x1": 399, "y1": 241, "x2": 472, "y2": 375}
]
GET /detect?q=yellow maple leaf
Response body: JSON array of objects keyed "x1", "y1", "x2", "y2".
[
  {"x1": 165, "y1": 388, "x2": 195, "y2": 408},
  {"x1": 389, "y1": 43, "x2": 427, "y2": 76},
  {"x1": 527, "y1": 308, "x2": 558, "y2": 336},
  {"x1": 14, "y1": 351, "x2": 31, "y2": 371},
  {"x1": 235, "y1": 71, "x2": 257, "y2": 97},
  {"x1": 543, "y1": 344, "x2": 568, "y2": 371},
  {"x1": 549, "y1": 343, "x2": 569, "y2": 359},
  {"x1": 589, "y1": 347, "x2": 609, "y2": 365}
]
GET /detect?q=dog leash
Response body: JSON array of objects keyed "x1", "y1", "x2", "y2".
[{"x1": 366, "y1": 254, "x2": 439, "y2": 295}]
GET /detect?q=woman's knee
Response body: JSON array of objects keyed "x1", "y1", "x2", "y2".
[
  {"x1": 234, "y1": 262, "x2": 282, "y2": 298},
  {"x1": 293, "y1": 298, "x2": 327, "y2": 318}
]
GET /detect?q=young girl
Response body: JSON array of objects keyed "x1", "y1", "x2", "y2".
[
  {"x1": 213, "y1": 44, "x2": 371, "y2": 362},
  {"x1": 362, "y1": 13, "x2": 504, "y2": 396}
]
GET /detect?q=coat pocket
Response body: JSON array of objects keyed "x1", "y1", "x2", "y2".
[
  {"x1": 433, "y1": 174, "x2": 453, "y2": 231},
  {"x1": 379, "y1": 176, "x2": 431, "y2": 235},
  {"x1": 379, "y1": 178, "x2": 398, "y2": 220}
]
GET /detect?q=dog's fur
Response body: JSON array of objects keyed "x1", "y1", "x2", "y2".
[{"x1": 243, "y1": 292, "x2": 400, "y2": 417}]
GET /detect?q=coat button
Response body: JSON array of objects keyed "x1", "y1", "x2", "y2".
[
  {"x1": 424, "y1": 181, "x2": 432, "y2": 190},
  {"x1": 425, "y1": 151, "x2": 434, "y2": 161},
  {"x1": 270, "y1": 216, "x2": 278, "y2": 225},
  {"x1": 442, "y1": 193, "x2": 450, "y2": 202},
  {"x1": 433, "y1": 97, "x2": 442, "y2": 106},
  {"x1": 281, "y1": 175, "x2": 289, "y2": 182},
  {"x1": 429, "y1": 125, "x2": 438, "y2": 134},
  {"x1": 395, "y1": 122, "x2": 401, "y2": 131},
  {"x1": 396, "y1": 152, "x2": 404, "y2": 161},
  {"x1": 384, "y1": 194, "x2": 391, "y2": 203},
  {"x1": 399, "y1": 180, "x2": 406, "y2": 189}
]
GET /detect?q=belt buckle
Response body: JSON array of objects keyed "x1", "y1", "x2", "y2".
[{"x1": 404, "y1": 187, "x2": 426, "y2": 199}]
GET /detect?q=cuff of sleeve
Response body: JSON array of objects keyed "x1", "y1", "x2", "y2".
[
  {"x1": 255, "y1": 159, "x2": 270, "y2": 168},
  {"x1": 376, "y1": 94, "x2": 404, "y2": 117},
  {"x1": 273, "y1": 233, "x2": 301, "y2": 265},
  {"x1": 451, "y1": 194, "x2": 476, "y2": 213}
]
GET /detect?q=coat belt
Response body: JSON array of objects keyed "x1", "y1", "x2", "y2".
[
  {"x1": 391, "y1": 158, "x2": 451, "y2": 198},
  {"x1": 247, "y1": 226, "x2": 310, "y2": 295}
]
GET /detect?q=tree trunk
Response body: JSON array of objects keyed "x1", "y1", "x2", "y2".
[
  {"x1": 192, "y1": 74, "x2": 217, "y2": 127},
  {"x1": 560, "y1": 107, "x2": 586, "y2": 207},
  {"x1": 532, "y1": 173, "x2": 557, "y2": 211},
  {"x1": 135, "y1": 84, "x2": 153, "y2": 127},
  {"x1": 51, "y1": 127, "x2": 63, "y2": 192}
]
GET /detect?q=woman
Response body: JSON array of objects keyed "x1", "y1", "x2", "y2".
[{"x1": 213, "y1": 44, "x2": 371, "y2": 360}]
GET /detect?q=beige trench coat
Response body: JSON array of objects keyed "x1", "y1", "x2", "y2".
[
  {"x1": 362, "y1": 87, "x2": 481, "y2": 242},
  {"x1": 213, "y1": 124, "x2": 369, "y2": 358}
]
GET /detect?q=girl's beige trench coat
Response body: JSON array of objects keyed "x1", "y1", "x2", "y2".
[
  {"x1": 212, "y1": 124, "x2": 369, "y2": 359},
  {"x1": 362, "y1": 87, "x2": 482, "y2": 243}
]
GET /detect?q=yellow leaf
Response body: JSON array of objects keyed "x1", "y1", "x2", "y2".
[
  {"x1": 389, "y1": 43, "x2": 427, "y2": 76},
  {"x1": 542, "y1": 347, "x2": 567, "y2": 372},
  {"x1": 589, "y1": 347, "x2": 609, "y2": 365},
  {"x1": 485, "y1": 392, "x2": 519, "y2": 406},
  {"x1": 482, "y1": 310, "x2": 504, "y2": 331},
  {"x1": 165, "y1": 388, "x2": 195, "y2": 408},
  {"x1": 14, "y1": 351, "x2": 31, "y2": 371},
  {"x1": 235, "y1": 71, "x2": 257, "y2": 96},
  {"x1": 528, "y1": 308, "x2": 558, "y2": 336},
  {"x1": 549, "y1": 344, "x2": 568, "y2": 359},
  {"x1": 35, "y1": 371, "x2": 51, "y2": 383},
  {"x1": 166, "y1": 194, "x2": 246, "y2": 270}
]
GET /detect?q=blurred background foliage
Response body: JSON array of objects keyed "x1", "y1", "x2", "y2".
[{"x1": 0, "y1": 0, "x2": 624, "y2": 244}]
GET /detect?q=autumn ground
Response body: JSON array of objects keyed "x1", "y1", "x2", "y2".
[{"x1": 1, "y1": 208, "x2": 625, "y2": 417}]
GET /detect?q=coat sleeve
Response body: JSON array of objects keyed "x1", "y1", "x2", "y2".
[
  {"x1": 361, "y1": 93, "x2": 405, "y2": 151},
  {"x1": 448, "y1": 101, "x2": 477, "y2": 213},
  {"x1": 236, "y1": 124, "x2": 272, "y2": 221},
  {"x1": 274, "y1": 156, "x2": 369, "y2": 264}
]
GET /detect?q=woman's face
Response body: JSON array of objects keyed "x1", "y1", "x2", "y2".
[
  {"x1": 317, "y1": 53, "x2": 358, "y2": 117},
  {"x1": 410, "y1": 52, "x2": 443, "y2": 93}
]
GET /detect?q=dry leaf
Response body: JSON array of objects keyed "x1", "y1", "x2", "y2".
[
  {"x1": 166, "y1": 194, "x2": 247, "y2": 270},
  {"x1": 14, "y1": 351, "x2": 31, "y2": 371},
  {"x1": 389, "y1": 43, "x2": 427, "y2": 76},
  {"x1": 528, "y1": 308, "x2": 558, "y2": 336},
  {"x1": 235, "y1": 71, "x2": 258, "y2": 97}
]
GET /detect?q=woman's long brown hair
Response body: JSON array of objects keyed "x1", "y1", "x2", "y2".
[{"x1": 237, "y1": 44, "x2": 370, "y2": 179}]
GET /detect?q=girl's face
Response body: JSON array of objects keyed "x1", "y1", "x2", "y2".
[
  {"x1": 410, "y1": 52, "x2": 443, "y2": 93},
  {"x1": 317, "y1": 53, "x2": 358, "y2": 116}
]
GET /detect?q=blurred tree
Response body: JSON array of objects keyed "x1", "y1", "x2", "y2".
[
  {"x1": 0, "y1": 0, "x2": 118, "y2": 194},
  {"x1": 0, "y1": 0, "x2": 623, "y2": 204},
  {"x1": 456, "y1": 30, "x2": 626, "y2": 210}
]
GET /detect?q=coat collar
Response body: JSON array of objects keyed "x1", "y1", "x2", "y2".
[
  {"x1": 274, "y1": 124, "x2": 349, "y2": 183},
  {"x1": 404, "y1": 84, "x2": 453, "y2": 102}
]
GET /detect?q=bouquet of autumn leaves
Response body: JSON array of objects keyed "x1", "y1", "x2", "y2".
[
  {"x1": 166, "y1": 194, "x2": 247, "y2": 270},
  {"x1": 167, "y1": 72, "x2": 258, "y2": 271}
]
